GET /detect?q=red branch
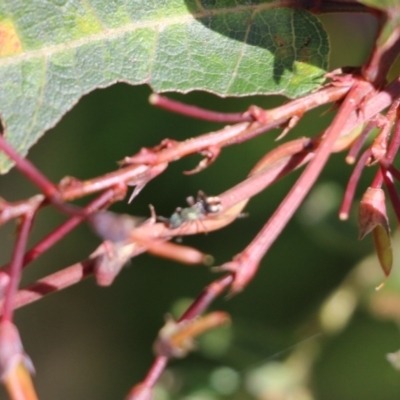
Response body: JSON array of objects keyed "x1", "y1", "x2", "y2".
[
  {"x1": 0, "y1": 135, "x2": 59, "y2": 200},
  {"x1": 220, "y1": 79, "x2": 374, "y2": 293},
  {"x1": 340, "y1": 148, "x2": 372, "y2": 220},
  {"x1": 2, "y1": 211, "x2": 35, "y2": 322},
  {"x1": 127, "y1": 275, "x2": 233, "y2": 398},
  {"x1": 20, "y1": 187, "x2": 124, "y2": 270},
  {"x1": 149, "y1": 94, "x2": 253, "y2": 123},
  {"x1": 0, "y1": 260, "x2": 94, "y2": 315}
]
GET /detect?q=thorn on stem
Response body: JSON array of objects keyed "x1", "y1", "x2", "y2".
[{"x1": 183, "y1": 146, "x2": 220, "y2": 175}]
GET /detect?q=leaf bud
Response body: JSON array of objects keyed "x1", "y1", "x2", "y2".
[{"x1": 358, "y1": 187, "x2": 389, "y2": 239}]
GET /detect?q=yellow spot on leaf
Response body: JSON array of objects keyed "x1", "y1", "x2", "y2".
[
  {"x1": 75, "y1": 13, "x2": 103, "y2": 36},
  {"x1": 0, "y1": 20, "x2": 22, "y2": 57}
]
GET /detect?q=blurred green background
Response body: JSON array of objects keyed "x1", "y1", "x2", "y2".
[{"x1": 1, "y1": 11, "x2": 400, "y2": 400}]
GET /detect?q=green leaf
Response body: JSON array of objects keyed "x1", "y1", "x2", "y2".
[{"x1": 0, "y1": 1, "x2": 329, "y2": 173}]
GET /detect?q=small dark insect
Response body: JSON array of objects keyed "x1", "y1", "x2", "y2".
[{"x1": 159, "y1": 191, "x2": 222, "y2": 229}]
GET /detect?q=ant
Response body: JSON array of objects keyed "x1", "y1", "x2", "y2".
[{"x1": 159, "y1": 191, "x2": 222, "y2": 229}]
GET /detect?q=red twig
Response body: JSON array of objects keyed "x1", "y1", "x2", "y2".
[
  {"x1": 0, "y1": 135, "x2": 59, "y2": 200},
  {"x1": 149, "y1": 94, "x2": 252, "y2": 123},
  {"x1": 0, "y1": 79, "x2": 397, "y2": 307},
  {"x1": 382, "y1": 104, "x2": 400, "y2": 163},
  {"x1": 0, "y1": 79, "x2": 398, "y2": 212},
  {"x1": 0, "y1": 186, "x2": 126, "y2": 274},
  {"x1": 346, "y1": 121, "x2": 376, "y2": 164},
  {"x1": 382, "y1": 162, "x2": 400, "y2": 183},
  {"x1": 0, "y1": 10, "x2": 398, "y2": 398},
  {"x1": 221, "y1": 79, "x2": 374, "y2": 292},
  {"x1": 382, "y1": 169, "x2": 400, "y2": 225},
  {"x1": 140, "y1": 356, "x2": 168, "y2": 390},
  {"x1": 336, "y1": 78, "x2": 400, "y2": 144},
  {"x1": 0, "y1": 195, "x2": 44, "y2": 226},
  {"x1": 127, "y1": 274, "x2": 233, "y2": 398},
  {"x1": 0, "y1": 260, "x2": 95, "y2": 316},
  {"x1": 60, "y1": 164, "x2": 165, "y2": 201},
  {"x1": 2, "y1": 211, "x2": 35, "y2": 322},
  {"x1": 1, "y1": 79, "x2": 393, "y2": 213},
  {"x1": 216, "y1": 139, "x2": 316, "y2": 211},
  {"x1": 122, "y1": 78, "x2": 400, "y2": 184},
  {"x1": 371, "y1": 98, "x2": 400, "y2": 188},
  {"x1": 0, "y1": 137, "x2": 319, "y2": 314},
  {"x1": 119, "y1": 85, "x2": 351, "y2": 166},
  {"x1": 179, "y1": 275, "x2": 233, "y2": 321},
  {"x1": 362, "y1": 23, "x2": 400, "y2": 87},
  {"x1": 340, "y1": 148, "x2": 372, "y2": 220}
]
